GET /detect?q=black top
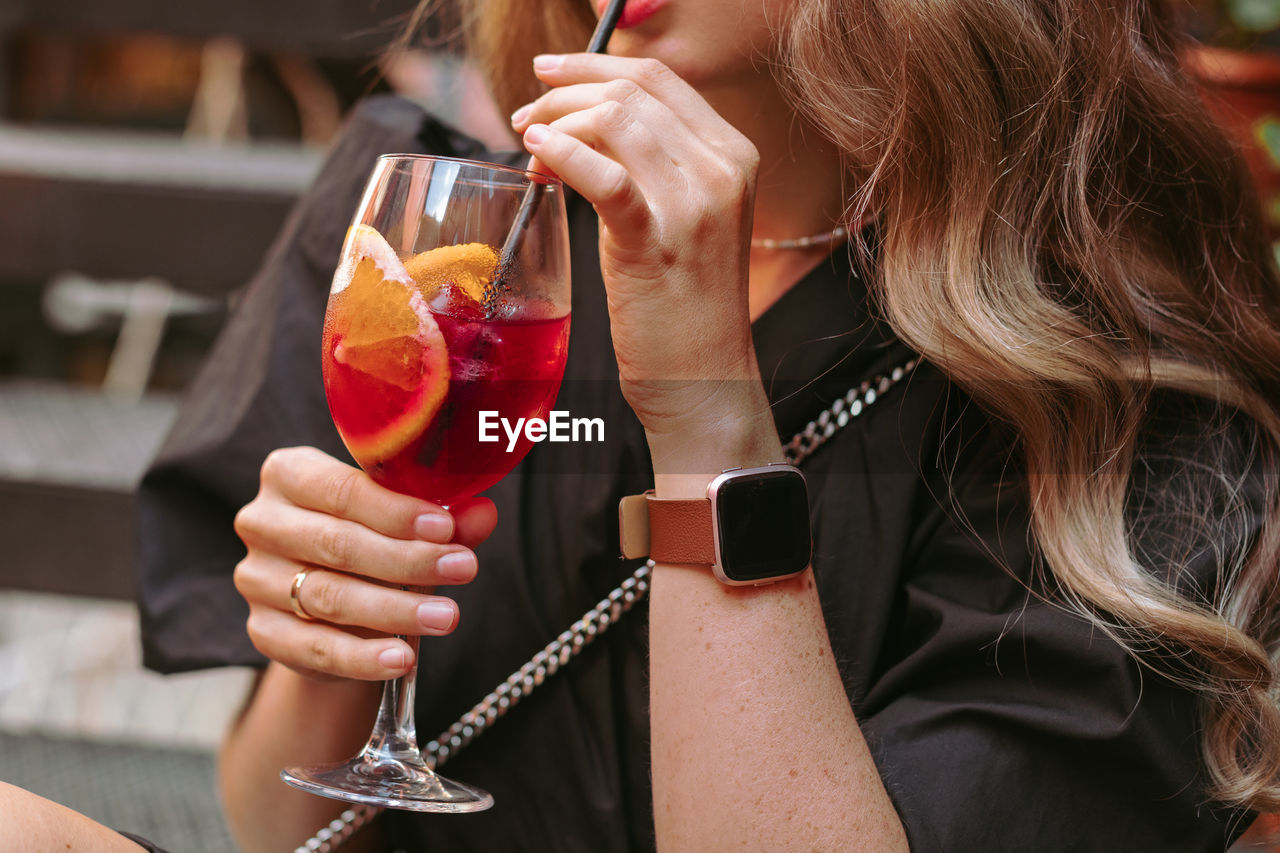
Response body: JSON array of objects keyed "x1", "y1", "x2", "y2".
[{"x1": 136, "y1": 96, "x2": 1259, "y2": 852}]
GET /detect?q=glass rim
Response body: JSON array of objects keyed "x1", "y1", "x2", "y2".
[{"x1": 376, "y1": 152, "x2": 562, "y2": 187}]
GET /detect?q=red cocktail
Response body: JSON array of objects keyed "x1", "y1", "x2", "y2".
[{"x1": 322, "y1": 227, "x2": 571, "y2": 506}]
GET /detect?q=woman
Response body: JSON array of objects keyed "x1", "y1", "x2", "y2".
[{"x1": 136, "y1": 0, "x2": 1280, "y2": 850}]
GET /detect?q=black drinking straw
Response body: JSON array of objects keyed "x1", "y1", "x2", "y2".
[
  {"x1": 491, "y1": 0, "x2": 627, "y2": 302},
  {"x1": 588, "y1": 0, "x2": 627, "y2": 53}
]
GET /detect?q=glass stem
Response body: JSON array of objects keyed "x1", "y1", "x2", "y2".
[{"x1": 360, "y1": 620, "x2": 432, "y2": 773}]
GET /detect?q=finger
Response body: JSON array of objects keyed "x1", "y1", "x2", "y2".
[
  {"x1": 260, "y1": 446, "x2": 454, "y2": 542},
  {"x1": 246, "y1": 605, "x2": 416, "y2": 680},
  {"x1": 537, "y1": 102, "x2": 683, "y2": 193},
  {"x1": 235, "y1": 554, "x2": 460, "y2": 636},
  {"x1": 512, "y1": 80, "x2": 692, "y2": 144},
  {"x1": 521, "y1": 123, "x2": 650, "y2": 236},
  {"x1": 531, "y1": 53, "x2": 734, "y2": 143},
  {"x1": 236, "y1": 501, "x2": 477, "y2": 587},
  {"x1": 450, "y1": 497, "x2": 498, "y2": 549},
  {"x1": 525, "y1": 154, "x2": 558, "y2": 181}
]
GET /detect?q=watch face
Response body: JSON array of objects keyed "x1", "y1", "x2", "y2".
[{"x1": 712, "y1": 468, "x2": 812, "y2": 583}]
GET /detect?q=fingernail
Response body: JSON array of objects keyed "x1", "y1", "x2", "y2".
[
  {"x1": 533, "y1": 54, "x2": 562, "y2": 72},
  {"x1": 414, "y1": 513, "x2": 453, "y2": 542},
  {"x1": 379, "y1": 647, "x2": 407, "y2": 670},
  {"x1": 437, "y1": 550, "x2": 477, "y2": 582},
  {"x1": 524, "y1": 124, "x2": 551, "y2": 145},
  {"x1": 510, "y1": 103, "x2": 532, "y2": 127},
  {"x1": 417, "y1": 600, "x2": 456, "y2": 631}
]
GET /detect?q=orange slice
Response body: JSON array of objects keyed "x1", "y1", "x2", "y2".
[
  {"x1": 333, "y1": 225, "x2": 410, "y2": 294},
  {"x1": 405, "y1": 242, "x2": 498, "y2": 315},
  {"x1": 325, "y1": 226, "x2": 450, "y2": 464}
]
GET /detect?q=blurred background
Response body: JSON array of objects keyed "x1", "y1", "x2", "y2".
[
  {"x1": 0, "y1": 0, "x2": 1275, "y2": 850},
  {"x1": 0, "y1": 0, "x2": 512, "y2": 849}
]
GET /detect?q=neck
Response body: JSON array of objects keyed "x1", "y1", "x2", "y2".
[{"x1": 700, "y1": 80, "x2": 849, "y2": 320}]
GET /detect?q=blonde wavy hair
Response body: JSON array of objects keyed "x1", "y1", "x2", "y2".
[{"x1": 438, "y1": 0, "x2": 1280, "y2": 815}]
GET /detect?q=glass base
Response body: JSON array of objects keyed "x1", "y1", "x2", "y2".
[{"x1": 282, "y1": 754, "x2": 494, "y2": 813}]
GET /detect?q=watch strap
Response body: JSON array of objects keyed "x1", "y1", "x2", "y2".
[
  {"x1": 617, "y1": 491, "x2": 715, "y2": 565},
  {"x1": 646, "y1": 494, "x2": 715, "y2": 565}
]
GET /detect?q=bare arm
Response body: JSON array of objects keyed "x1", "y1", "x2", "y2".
[
  {"x1": 649, "y1": 566, "x2": 906, "y2": 850},
  {"x1": 641, "y1": 427, "x2": 908, "y2": 851},
  {"x1": 0, "y1": 781, "x2": 152, "y2": 852},
  {"x1": 218, "y1": 666, "x2": 382, "y2": 853}
]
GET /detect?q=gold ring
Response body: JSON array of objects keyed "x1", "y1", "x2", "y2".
[{"x1": 290, "y1": 568, "x2": 318, "y2": 621}]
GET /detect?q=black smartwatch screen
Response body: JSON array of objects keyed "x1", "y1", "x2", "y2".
[{"x1": 713, "y1": 468, "x2": 812, "y2": 583}]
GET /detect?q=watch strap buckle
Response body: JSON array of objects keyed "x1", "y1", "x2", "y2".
[{"x1": 618, "y1": 492, "x2": 652, "y2": 560}]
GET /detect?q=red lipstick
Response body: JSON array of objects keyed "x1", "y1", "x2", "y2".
[{"x1": 597, "y1": 0, "x2": 665, "y2": 30}]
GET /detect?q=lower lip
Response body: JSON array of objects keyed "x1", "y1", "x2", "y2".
[{"x1": 599, "y1": 0, "x2": 664, "y2": 29}]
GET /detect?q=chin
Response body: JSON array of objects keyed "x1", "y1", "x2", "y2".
[{"x1": 607, "y1": 36, "x2": 729, "y2": 90}]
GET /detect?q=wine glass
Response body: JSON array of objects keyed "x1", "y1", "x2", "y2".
[{"x1": 282, "y1": 154, "x2": 571, "y2": 811}]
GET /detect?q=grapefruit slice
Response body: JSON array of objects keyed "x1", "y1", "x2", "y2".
[
  {"x1": 405, "y1": 242, "x2": 498, "y2": 317},
  {"x1": 326, "y1": 227, "x2": 450, "y2": 464}
]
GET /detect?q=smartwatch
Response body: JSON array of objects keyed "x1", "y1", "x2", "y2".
[{"x1": 619, "y1": 463, "x2": 812, "y2": 585}]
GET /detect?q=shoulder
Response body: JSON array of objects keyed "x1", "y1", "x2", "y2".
[{"x1": 332, "y1": 95, "x2": 492, "y2": 162}]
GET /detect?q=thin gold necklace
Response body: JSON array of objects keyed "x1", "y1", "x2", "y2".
[
  {"x1": 747, "y1": 213, "x2": 865, "y2": 247},
  {"x1": 750, "y1": 223, "x2": 851, "y2": 251}
]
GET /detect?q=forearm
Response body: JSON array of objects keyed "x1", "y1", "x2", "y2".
[
  {"x1": 0, "y1": 781, "x2": 149, "y2": 851},
  {"x1": 649, "y1": 566, "x2": 908, "y2": 851},
  {"x1": 647, "y1": 406, "x2": 908, "y2": 851},
  {"x1": 218, "y1": 662, "x2": 383, "y2": 853}
]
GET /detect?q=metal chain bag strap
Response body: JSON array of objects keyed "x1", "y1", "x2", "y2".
[{"x1": 296, "y1": 357, "x2": 920, "y2": 853}]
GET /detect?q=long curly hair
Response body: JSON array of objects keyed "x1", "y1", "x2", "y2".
[{"x1": 447, "y1": 0, "x2": 1280, "y2": 814}]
